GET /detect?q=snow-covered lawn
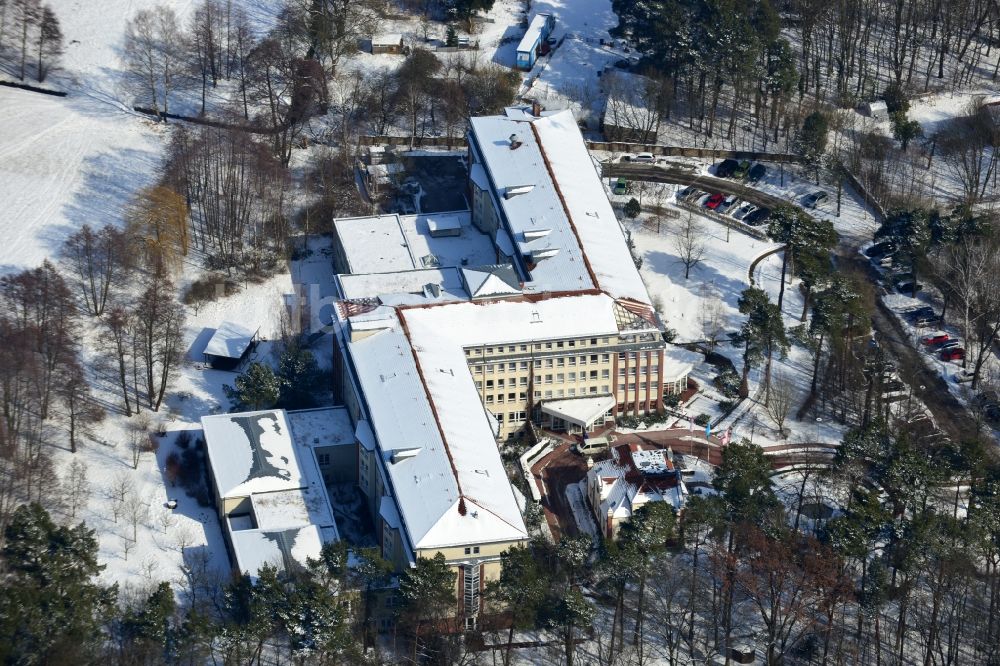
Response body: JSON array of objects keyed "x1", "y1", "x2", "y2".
[{"x1": 0, "y1": 88, "x2": 164, "y2": 272}]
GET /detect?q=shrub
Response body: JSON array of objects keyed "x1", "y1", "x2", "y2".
[
  {"x1": 663, "y1": 394, "x2": 680, "y2": 408},
  {"x1": 694, "y1": 413, "x2": 711, "y2": 427},
  {"x1": 624, "y1": 197, "x2": 641, "y2": 218},
  {"x1": 183, "y1": 275, "x2": 238, "y2": 309},
  {"x1": 718, "y1": 399, "x2": 736, "y2": 413},
  {"x1": 713, "y1": 368, "x2": 741, "y2": 398}
]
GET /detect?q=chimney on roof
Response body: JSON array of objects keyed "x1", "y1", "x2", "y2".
[
  {"x1": 458, "y1": 497, "x2": 467, "y2": 515},
  {"x1": 508, "y1": 133, "x2": 522, "y2": 150},
  {"x1": 532, "y1": 100, "x2": 541, "y2": 117}
]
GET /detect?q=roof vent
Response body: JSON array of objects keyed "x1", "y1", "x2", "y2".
[
  {"x1": 504, "y1": 184, "x2": 534, "y2": 199},
  {"x1": 422, "y1": 283, "x2": 441, "y2": 298},
  {"x1": 523, "y1": 228, "x2": 551, "y2": 241},
  {"x1": 530, "y1": 247, "x2": 560, "y2": 261},
  {"x1": 508, "y1": 133, "x2": 522, "y2": 150},
  {"x1": 391, "y1": 448, "x2": 421, "y2": 464}
]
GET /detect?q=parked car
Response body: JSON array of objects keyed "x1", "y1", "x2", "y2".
[
  {"x1": 704, "y1": 193, "x2": 726, "y2": 209},
  {"x1": 632, "y1": 152, "x2": 656, "y2": 163},
  {"x1": 941, "y1": 347, "x2": 966, "y2": 361},
  {"x1": 914, "y1": 315, "x2": 940, "y2": 327},
  {"x1": 921, "y1": 331, "x2": 950, "y2": 346},
  {"x1": 865, "y1": 241, "x2": 896, "y2": 258},
  {"x1": 904, "y1": 305, "x2": 936, "y2": 320},
  {"x1": 748, "y1": 163, "x2": 767, "y2": 183},
  {"x1": 733, "y1": 203, "x2": 758, "y2": 220},
  {"x1": 684, "y1": 189, "x2": 707, "y2": 202},
  {"x1": 929, "y1": 339, "x2": 961, "y2": 353},
  {"x1": 744, "y1": 207, "x2": 771, "y2": 226},
  {"x1": 716, "y1": 159, "x2": 740, "y2": 178},
  {"x1": 953, "y1": 368, "x2": 976, "y2": 383},
  {"x1": 717, "y1": 195, "x2": 739, "y2": 214},
  {"x1": 613, "y1": 177, "x2": 628, "y2": 195},
  {"x1": 676, "y1": 186, "x2": 695, "y2": 200},
  {"x1": 896, "y1": 281, "x2": 921, "y2": 294},
  {"x1": 802, "y1": 191, "x2": 829, "y2": 208},
  {"x1": 733, "y1": 160, "x2": 752, "y2": 179}
]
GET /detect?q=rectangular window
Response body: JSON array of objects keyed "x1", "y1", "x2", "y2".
[
  {"x1": 486, "y1": 364, "x2": 495, "y2": 373},
  {"x1": 519, "y1": 361, "x2": 528, "y2": 370},
  {"x1": 485, "y1": 395, "x2": 494, "y2": 404},
  {"x1": 544, "y1": 390, "x2": 552, "y2": 398},
  {"x1": 556, "y1": 341, "x2": 564, "y2": 348},
  {"x1": 618, "y1": 383, "x2": 626, "y2": 391},
  {"x1": 519, "y1": 377, "x2": 528, "y2": 386},
  {"x1": 602, "y1": 354, "x2": 610, "y2": 362},
  {"x1": 618, "y1": 368, "x2": 626, "y2": 377},
  {"x1": 568, "y1": 357, "x2": 576, "y2": 366},
  {"x1": 556, "y1": 373, "x2": 565, "y2": 383},
  {"x1": 486, "y1": 347, "x2": 494, "y2": 354},
  {"x1": 486, "y1": 380, "x2": 494, "y2": 389},
  {"x1": 568, "y1": 340, "x2": 575, "y2": 347},
  {"x1": 497, "y1": 413, "x2": 504, "y2": 423},
  {"x1": 602, "y1": 385, "x2": 610, "y2": 392},
  {"x1": 508, "y1": 345, "x2": 515, "y2": 352},
  {"x1": 520, "y1": 344, "x2": 528, "y2": 352},
  {"x1": 519, "y1": 392, "x2": 527, "y2": 400},
  {"x1": 534, "y1": 359, "x2": 542, "y2": 368},
  {"x1": 497, "y1": 395, "x2": 505, "y2": 403},
  {"x1": 508, "y1": 362, "x2": 516, "y2": 372},
  {"x1": 579, "y1": 356, "x2": 587, "y2": 365},
  {"x1": 534, "y1": 391, "x2": 542, "y2": 398},
  {"x1": 475, "y1": 381, "x2": 483, "y2": 390},
  {"x1": 568, "y1": 388, "x2": 576, "y2": 396},
  {"x1": 591, "y1": 386, "x2": 599, "y2": 394},
  {"x1": 590, "y1": 338, "x2": 598, "y2": 345},
  {"x1": 544, "y1": 374, "x2": 553, "y2": 384},
  {"x1": 618, "y1": 353, "x2": 627, "y2": 361},
  {"x1": 556, "y1": 389, "x2": 565, "y2": 397},
  {"x1": 317, "y1": 453, "x2": 330, "y2": 466},
  {"x1": 591, "y1": 354, "x2": 599, "y2": 363},
  {"x1": 568, "y1": 372, "x2": 576, "y2": 382},
  {"x1": 601, "y1": 370, "x2": 610, "y2": 379},
  {"x1": 545, "y1": 359, "x2": 553, "y2": 368},
  {"x1": 497, "y1": 379, "x2": 505, "y2": 388},
  {"x1": 508, "y1": 392, "x2": 516, "y2": 401},
  {"x1": 602, "y1": 337, "x2": 610, "y2": 344},
  {"x1": 545, "y1": 342, "x2": 553, "y2": 349}
]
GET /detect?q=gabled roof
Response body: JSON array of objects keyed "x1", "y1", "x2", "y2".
[
  {"x1": 461, "y1": 264, "x2": 521, "y2": 299},
  {"x1": 468, "y1": 108, "x2": 652, "y2": 304}
]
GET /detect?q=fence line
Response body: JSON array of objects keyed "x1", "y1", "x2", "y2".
[{"x1": 0, "y1": 79, "x2": 67, "y2": 97}]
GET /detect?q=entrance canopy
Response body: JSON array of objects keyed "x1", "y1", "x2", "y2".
[{"x1": 541, "y1": 394, "x2": 615, "y2": 428}]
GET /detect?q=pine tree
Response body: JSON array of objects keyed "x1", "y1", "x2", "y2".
[
  {"x1": 0, "y1": 504, "x2": 115, "y2": 663},
  {"x1": 796, "y1": 111, "x2": 829, "y2": 183},
  {"x1": 35, "y1": 4, "x2": 61, "y2": 82},
  {"x1": 225, "y1": 362, "x2": 280, "y2": 410}
]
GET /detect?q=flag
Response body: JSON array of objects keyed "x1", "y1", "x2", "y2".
[
  {"x1": 688, "y1": 417, "x2": 693, "y2": 431},
  {"x1": 705, "y1": 422, "x2": 712, "y2": 438},
  {"x1": 723, "y1": 426, "x2": 733, "y2": 446}
]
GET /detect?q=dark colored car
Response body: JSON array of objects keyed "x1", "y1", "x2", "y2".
[
  {"x1": 941, "y1": 347, "x2": 966, "y2": 361},
  {"x1": 748, "y1": 163, "x2": 767, "y2": 183},
  {"x1": 744, "y1": 207, "x2": 771, "y2": 226},
  {"x1": 905, "y1": 306, "x2": 936, "y2": 320},
  {"x1": 802, "y1": 191, "x2": 829, "y2": 208},
  {"x1": 896, "y1": 281, "x2": 922, "y2": 295},
  {"x1": 705, "y1": 193, "x2": 726, "y2": 209},
  {"x1": 733, "y1": 160, "x2": 752, "y2": 179},
  {"x1": 716, "y1": 159, "x2": 740, "y2": 178},
  {"x1": 865, "y1": 241, "x2": 896, "y2": 258}
]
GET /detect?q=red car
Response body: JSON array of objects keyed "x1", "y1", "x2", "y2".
[
  {"x1": 704, "y1": 193, "x2": 726, "y2": 209},
  {"x1": 941, "y1": 347, "x2": 966, "y2": 361},
  {"x1": 921, "y1": 332, "x2": 949, "y2": 346}
]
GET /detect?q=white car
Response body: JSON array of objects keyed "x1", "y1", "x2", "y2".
[
  {"x1": 632, "y1": 152, "x2": 656, "y2": 163},
  {"x1": 733, "y1": 204, "x2": 758, "y2": 220},
  {"x1": 717, "y1": 195, "x2": 739, "y2": 214}
]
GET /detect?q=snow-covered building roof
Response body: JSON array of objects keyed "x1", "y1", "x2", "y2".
[
  {"x1": 516, "y1": 13, "x2": 551, "y2": 54},
  {"x1": 202, "y1": 409, "x2": 343, "y2": 576},
  {"x1": 372, "y1": 33, "x2": 403, "y2": 48},
  {"x1": 229, "y1": 525, "x2": 327, "y2": 578},
  {"x1": 336, "y1": 268, "x2": 469, "y2": 304},
  {"x1": 204, "y1": 321, "x2": 259, "y2": 359},
  {"x1": 202, "y1": 410, "x2": 305, "y2": 498},
  {"x1": 589, "y1": 443, "x2": 687, "y2": 535},
  {"x1": 333, "y1": 211, "x2": 495, "y2": 274},
  {"x1": 468, "y1": 108, "x2": 652, "y2": 304},
  {"x1": 541, "y1": 394, "x2": 616, "y2": 428},
  {"x1": 342, "y1": 308, "x2": 528, "y2": 552},
  {"x1": 663, "y1": 346, "x2": 702, "y2": 382},
  {"x1": 460, "y1": 264, "x2": 522, "y2": 299}
]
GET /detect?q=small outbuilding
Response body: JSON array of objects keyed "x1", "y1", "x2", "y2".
[
  {"x1": 862, "y1": 100, "x2": 889, "y2": 120},
  {"x1": 203, "y1": 321, "x2": 260, "y2": 371},
  {"x1": 515, "y1": 13, "x2": 555, "y2": 70},
  {"x1": 371, "y1": 33, "x2": 404, "y2": 55}
]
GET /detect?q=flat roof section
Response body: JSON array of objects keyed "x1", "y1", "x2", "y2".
[
  {"x1": 333, "y1": 211, "x2": 495, "y2": 275},
  {"x1": 517, "y1": 13, "x2": 551, "y2": 54},
  {"x1": 202, "y1": 410, "x2": 305, "y2": 499}
]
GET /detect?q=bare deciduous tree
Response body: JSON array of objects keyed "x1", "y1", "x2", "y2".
[
  {"x1": 764, "y1": 368, "x2": 795, "y2": 436},
  {"x1": 672, "y1": 212, "x2": 706, "y2": 279}
]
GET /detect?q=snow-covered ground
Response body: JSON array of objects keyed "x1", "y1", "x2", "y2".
[{"x1": 0, "y1": 87, "x2": 164, "y2": 272}]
